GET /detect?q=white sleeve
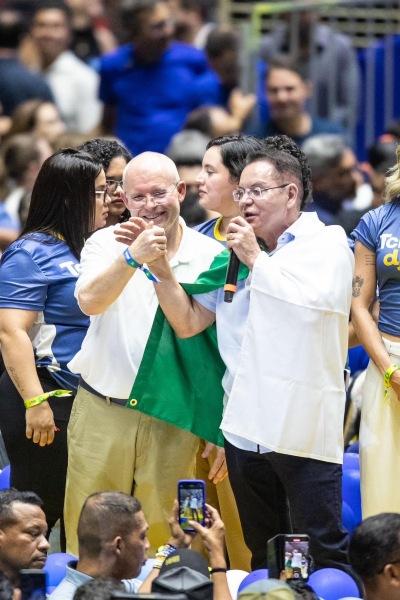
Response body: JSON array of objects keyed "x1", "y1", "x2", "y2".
[{"x1": 75, "y1": 230, "x2": 117, "y2": 298}]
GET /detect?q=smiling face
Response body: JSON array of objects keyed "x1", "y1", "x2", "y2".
[
  {"x1": 238, "y1": 159, "x2": 300, "y2": 248},
  {"x1": 197, "y1": 146, "x2": 239, "y2": 217},
  {"x1": 0, "y1": 502, "x2": 49, "y2": 583},
  {"x1": 123, "y1": 162, "x2": 184, "y2": 234}
]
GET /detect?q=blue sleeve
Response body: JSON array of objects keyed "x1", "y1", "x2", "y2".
[
  {"x1": 0, "y1": 248, "x2": 47, "y2": 310},
  {"x1": 99, "y1": 58, "x2": 116, "y2": 105},
  {"x1": 193, "y1": 289, "x2": 218, "y2": 313},
  {"x1": 351, "y1": 209, "x2": 380, "y2": 252}
]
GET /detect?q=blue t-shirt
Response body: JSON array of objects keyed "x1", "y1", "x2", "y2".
[
  {"x1": 0, "y1": 233, "x2": 89, "y2": 390},
  {"x1": 351, "y1": 199, "x2": 400, "y2": 336},
  {"x1": 99, "y1": 42, "x2": 213, "y2": 154},
  {"x1": 195, "y1": 217, "x2": 227, "y2": 246}
]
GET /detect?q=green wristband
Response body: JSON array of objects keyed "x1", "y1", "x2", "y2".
[{"x1": 24, "y1": 389, "x2": 73, "y2": 409}]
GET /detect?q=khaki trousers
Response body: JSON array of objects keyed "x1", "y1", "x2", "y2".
[
  {"x1": 64, "y1": 387, "x2": 199, "y2": 555},
  {"x1": 195, "y1": 440, "x2": 251, "y2": 571}
]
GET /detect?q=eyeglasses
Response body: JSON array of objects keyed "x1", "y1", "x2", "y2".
[
  {"x1": 95, "y1": 186, "x2": 109, "y2": 203},
  {"x1": 127, "y1": 182, "x2": 179, "y2": 208},
  {"x1": 106, "y1": 178, "x2": 123, "y2": 193},
  {"x1": 232, "y1": 183, "x2": 290, "y2": 203}
]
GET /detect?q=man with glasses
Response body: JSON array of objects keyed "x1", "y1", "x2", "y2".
[
  {"x1": 64, "y1": 151, "x2": 225, "y2": 556},
  {"x1": 147, "y1": 135, "x2": 355, "y2": 574},
  {"x1": 349, "y1": 513, "x2": 400, "y2": 600}
]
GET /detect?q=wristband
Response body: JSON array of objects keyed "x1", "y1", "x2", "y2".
[
  {"x1": 153, "y1": 543, "x2": 176, "y2": 569},
  {"x1": 123, "y1": 248, "x2": 160, "y2": 284},
  {"x1": 24, "y1": 389, "x2": 73, "y2": 409},
  {"x1": 210, "y1": 567, "x2": 227, "y2": 574},
  {"x1": 383, "y1": 364, "x2": 400, "y2": 399}
]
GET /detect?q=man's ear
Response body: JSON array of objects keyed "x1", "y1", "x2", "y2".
[
  {"x1": 177, "y1": 180, "x2": 186, "y2": 204},
  {"x1": 111, "y1": 536, "x2": 123, "y2": 556},
  {"x1": 383, "y1": 562, "x2": 400, "y2": 587},
  {"x1": 287, "y1": 182, "x2": 299, "y2": 209},
  {"x1": 0, "y1": 528, "x2": 6, "y2": 547}
]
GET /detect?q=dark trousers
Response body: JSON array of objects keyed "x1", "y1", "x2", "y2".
[
  {"x1": 225, "y1": 439, "x2": 350, "y2": 574},
  {"x1": 0, "y1": 369, "x2": 74, "y2": 549}
]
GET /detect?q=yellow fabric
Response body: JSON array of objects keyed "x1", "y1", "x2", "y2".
[
  {"x1": 24, "y1": 389, "x2": 72, "y2": 409},
  {"x1": 64, "y1": 386, "x2": 199, "y2": 555},
  {"x1": 360, "y1": 337, "x2": 400, "y2": 517},
  {"x1": 194, "y1": 440, "x2": 251, "y2": 571}
]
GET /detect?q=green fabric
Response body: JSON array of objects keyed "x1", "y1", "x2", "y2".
[{"x1": 127, "y1": 250, "x2": 249, "y2": 445}]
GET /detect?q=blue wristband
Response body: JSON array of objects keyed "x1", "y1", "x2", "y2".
[{"x1": 123, "y1": 248, "x2": 160, "y2": 283}]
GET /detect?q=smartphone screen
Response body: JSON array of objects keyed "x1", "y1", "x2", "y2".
[
  {"x1": 178, "y1": 479, "x2": 206, "y2": 532},
  {"x1": 284, "y1": 536, "x2": 309, "y2": 581},
  {"x1": 19, "y1": 569, "x2": 47, "y2": 600}
]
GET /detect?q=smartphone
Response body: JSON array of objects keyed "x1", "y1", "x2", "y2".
[
  {"x1": 19, "y1": 569, "x2": 47, "y2": 600},
  {"x1": 267, "y1": 534, "x2": 310, "y2": 581},
  {"x1": 178, "y1": 479, "x2": 206, "y2": 532}
]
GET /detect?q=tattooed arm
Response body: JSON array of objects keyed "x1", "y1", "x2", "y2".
[{"x1": 351, "y1": 242, "x2": 394, "y2": 377}]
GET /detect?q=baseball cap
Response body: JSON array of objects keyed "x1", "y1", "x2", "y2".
[
  {"x1": 238, "y1": 579, "x2": 295, "y2": 600},
  {"x1": 152, "y1": 550, "x2": 212, "y2": 600}
]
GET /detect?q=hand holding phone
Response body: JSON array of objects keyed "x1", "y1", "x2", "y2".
[{"x1": 178, "y1": 479, "x2": 206, "y2": 533}]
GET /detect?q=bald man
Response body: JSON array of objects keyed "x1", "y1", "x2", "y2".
[{"x1": 64, "y1": 152, "x2": 224, "y2": 555}]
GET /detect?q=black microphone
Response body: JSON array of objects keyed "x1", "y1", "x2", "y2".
[{"x1": 224, "y1": 250, "x2": 240, "y2": 303}]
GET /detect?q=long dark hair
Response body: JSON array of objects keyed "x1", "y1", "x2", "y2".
[
  {"x1": 206, "y1": 135, "x2": 264, "y2": 182},
  {"x1": 20, "y1": 148, "x2": 102, "y2": 258}
]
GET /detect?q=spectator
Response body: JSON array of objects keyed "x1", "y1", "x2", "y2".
[
  {"x1": 64, "y1": 151, "x2": 226, "y2": 556},
  {"x1": 364, "y1": 140, "x2": 398, "y2": 209},
  {"x1": 72, "y1": 578, "x2": 124, "y2": 600},
  {"x1": 30, "y1": 0, "x2": 102, "y2": 133},
  {"x1": 350, "y1": 144, "x2": 400, "y2": 518},
  {"x1": 238, "y1": 579, "x2": 295, "y2": 600},
  {"x1": 303, "y1": 134, "x2": 364, "y2": 233},
  {"x1": 0, "y1": 571, "x2": 16, "y2": 600},
  {"x1": 0, "y1": 133, "x2": 52, "y2": 250},
  {"x1": 257, "y1": 57, "x2": 343, "y2": 146},
  {"x1": 0, "y1": 490, "x2": 49, "y2": 587},
  {"x1": 8, "y1": 99, "x2": 66, "y2": 147},
  {"x1": 67, "y1": 0, "x2": 117, "y2": 65},
  {"x1": 259, "y1": 8, "x2": 360, "y2": 130},
  {"x1": 152, "y1": 549, "x2": 212, "y2": 600},
  {"x1": 49, "y1": 492, "x2": 147, "y2": 599},
  {"x1": 173, "y1": 0, "x2": 216, "y2": 48},
  {"x1": 0, "y1": 149, "x2": 110, "y2": 549},
  {"x1": 0, "y1": 4, "x2": 53, "y2": 117},
  {"x1": 78, "y1": 137, "x2": 132, "y2": 226},
  {"x1": 99, "y1": 0, "x2": 213, "y2": 154},
  {"x1": 349, "y1": 513, "x2": 400, "y2": 600}
]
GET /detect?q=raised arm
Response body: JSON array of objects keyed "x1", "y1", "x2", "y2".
[
  {"x1": 150, "y1": 256, "x2": 215, "y2": 338},
  {"x1": 0, "y1": 308, "x2": 56, "y2": 446}
]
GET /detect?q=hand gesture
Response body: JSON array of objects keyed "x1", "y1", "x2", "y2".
[
  {"x1": 26, "y1": 402, "x2": 57, "y2": 447},
  {"x1": 226, "y1": 216, "x2": 260, "y2": 269},
  {"x1": 202, "y1": 442, "x2": 228, "y2": 484},
  {"x1": 129, "y1": 225, "x2": 167, "y2": 265},
  {"x1": 228, "y1": 89, "x2": 256, "y2": 123},
  {"x1": 114, "y1": 217, "x2": 148, "y2": 246}
]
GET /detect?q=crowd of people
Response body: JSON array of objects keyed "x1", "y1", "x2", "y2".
[{"x1": 0, "y1": 0, "x2": 400, "y2": 599}]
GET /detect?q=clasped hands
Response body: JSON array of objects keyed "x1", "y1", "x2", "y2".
[{"x1": 115, "y1": 217, "x2": 168, "y2": 267}]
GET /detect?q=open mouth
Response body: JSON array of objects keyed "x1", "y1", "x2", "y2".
[{"x1": 141, "y1": 212, "x2": 166, "y2": 222}]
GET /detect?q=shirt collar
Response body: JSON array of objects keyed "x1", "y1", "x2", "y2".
[{"x1": 65, "y1": 561, "x2": 92, "y2": 585}]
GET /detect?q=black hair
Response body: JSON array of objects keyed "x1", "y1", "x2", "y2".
[
  {"x1": 72, "y1": 577, "x2": 124, "y2": 600},
  {"x1": 32, "y1": 0, "x2": 72, "y2": 23},
  {"x1": 20, "y1": 148, "x2": 102, "y2": 259},
  {"x1": 0, "y1": 489, "x2": 43, "y2": 529},
  {"x1": 78, "y1": 138, "x2": 131, "y2": 173},
  {"x1": 245, "y1": 135, "x2": 312, "y2": 208},
  {"x1": 0, "y1": 134, "x2": 41, "y2": 191},
  {"x1": 180, "y1": 0, "x2": 215, "y2": 20},
  {"x1": 77, "y1": 492, "x2": 142, "y2": 558},
  {"x1": 349, "y1": 513, "x2": 400, "y2": 581},
  {"x1": 0, "y1": 7, "x2": 27, "y2": 49},
  {"x1": 287, "y1": 580, "x2": 319, "y2": 600},
  {"x1": 119, "y1": 0, "x2": 167, "y2": 37},
  {"x1": 206, "y1": 135, "x2": 264, "y2": 182},
  {"x1": 205, "y1": 26, "x2": 239, "y2": 60}
]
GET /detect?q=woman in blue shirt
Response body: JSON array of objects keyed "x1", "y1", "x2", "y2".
[
  {"x1": 351, "y1": 144, "x2": 400, "y2": 518},
  {"x1": 0, "y1": 148, "x2": 110, "y2": 547}
]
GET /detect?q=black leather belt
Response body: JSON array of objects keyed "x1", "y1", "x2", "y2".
[{"x1": 79, "y1": 378, "x2": 127, "y2": 407}]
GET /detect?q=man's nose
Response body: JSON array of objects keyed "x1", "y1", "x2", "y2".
[{"x1": 38, "y1": 534, "x2": 50, "y2": 552}]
